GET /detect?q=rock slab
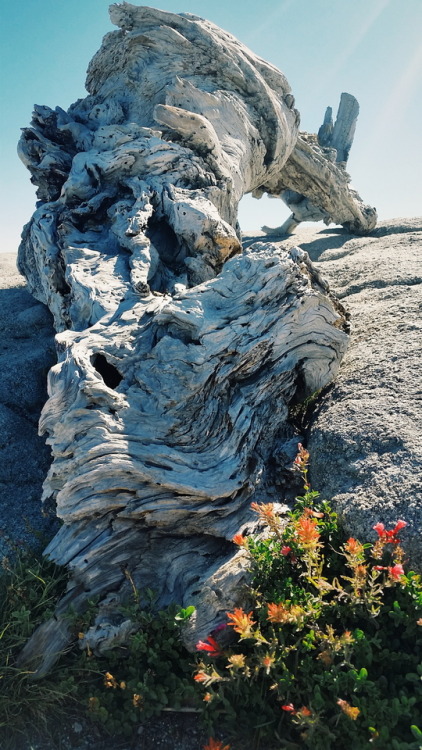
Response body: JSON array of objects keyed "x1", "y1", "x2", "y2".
[{"x1": 287, "y1": 218, "x2": 421, "y2": 567}]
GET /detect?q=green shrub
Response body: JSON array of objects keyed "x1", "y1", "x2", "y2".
[
  {"x1": 193, "y1": 445, "x2": 422, "y2": 750},
  {"x1": 0, "y1": 550, "x2": 198, "y2": 745},
  {"x1": 76, "y1": 592, "x2": 200, "y2": 737}
]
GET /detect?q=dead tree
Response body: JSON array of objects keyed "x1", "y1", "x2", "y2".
[{"x1": 16, "y1": 4, "x2": 371, "y2": 675}]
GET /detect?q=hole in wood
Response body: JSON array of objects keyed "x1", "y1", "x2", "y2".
[
  {"x1": 146, "y1": 218, "x2": 184, "y2": 268},
  {"x1": 92, "y1": 353, "x2": 123, "y2": 389}
]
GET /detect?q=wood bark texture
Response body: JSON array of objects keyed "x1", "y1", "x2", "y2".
[{"x1": 17, "y1": 3, "x2": 353, "y2": 675}]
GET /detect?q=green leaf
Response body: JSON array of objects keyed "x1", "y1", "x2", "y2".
[
  {"x1": 405, "y1": 673, "x2": 420, "y2": 682},
  {"x1": 175, "y1": 605, "x2": 196, "y2": 621},
  {"x1": 411, "y1": 725, "x2": 422, "y2": 739}
]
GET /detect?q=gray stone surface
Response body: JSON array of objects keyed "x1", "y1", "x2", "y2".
[
  {"x1": 0, "y1": 253, "x2": 58, "y2": 557},
  {"x1": 285, "y1": 218, "x2": 421, "y2": 568}
]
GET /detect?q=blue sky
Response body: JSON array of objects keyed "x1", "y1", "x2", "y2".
[{"x1": 1, "y1": 0, "x2": 421, "y2": 252}]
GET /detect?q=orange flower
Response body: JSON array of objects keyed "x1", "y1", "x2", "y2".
[
  {"x1": 251, "y1": 502, "x2": 275, "y2": 520},
  {"x1": 341, "y1": 630, "x2": 354, "y2": 645},
  {"x1": 227, "y1": 654, "x2": 246, "y2": 669},
  {"x1": 317, "y1": 649, "x2": 333, "y2": 666},
  {"x1": 104, "y1": 671, "x2": 118, "y2": 689},
  {"x1": 295, "y1": 515, "x2": 320, "y2": 546},
  {"x1": 194, "y1": 671, "x2": 209, "y2": 683},
  {"x1": 267, "y1": 602, "x2": 304, "y2": 624},
  {"x1": 251, "y1": 501, "x2": 282, "y2": 533},
  {"x1": 232, "y1": 533, "x2": 248, "y2": 547},
  {"x1": 132, "y1": 693, "x2": 143, "y2": 708},
  {"x1": 203, "y1": 739, "x2": 230, "y2": 750},
  {"x1": 293, "y1": 443, "x2": 310, "y2": 471},
  {"x1": 297, "y1": 706, "x2": 312, "y2": 718},
  {"x1": 194, "y1": 667, "x2": 223, "y2": 686},
  {"x1": 344, "y1": 537, "x2": 364, "y2": 557},
  {"x1": 261, "y1": 654, "x2": 275, "y2": 673},
  {"x1": 354, "y1": 564, "x2": 367, "y2": 579},
  {"x1": 227, "y1": 608, "x2": 255, "y2": 637},
  {"x1": 337, "y1": 699, "x2": 360, "y2": 720},
  {"x1": 203, "y1": 692, "x2": 213, "y2": 703}
]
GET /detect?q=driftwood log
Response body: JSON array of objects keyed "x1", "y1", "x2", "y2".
[
  {"x1": 17, "y1": 4, "x2": 373, "y2": 675},
  {"x1": 261, "y1": 92, "x2": 377, "y2": 236}
]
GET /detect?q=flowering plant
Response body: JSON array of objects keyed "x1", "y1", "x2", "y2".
[{"x1": 193, "y1": 446, "x2": 422, "y2": 750}]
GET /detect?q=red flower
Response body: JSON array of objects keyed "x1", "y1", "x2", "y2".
[
  {"x1": 373, "y1": 520, "x2": 407, "y2": 545},
  {"x1": 388, "y1": 563, "x2": 405, "y2": 581},
  {"x1": 281, "y1": 546, "x2": 292, "y2": 556},
  {"x1": 374, "y1": 563, "x2": 405, "y2": 581},
  {"x1": 393, "y1": 520, "x2": 407, "y2": 533},
  {"x1": 281, "y1": 703, "x2": 296, "y2": 713},
  {"x1": 373, "y1": 522, "x2": 385, "y2": 537},
  {"x1": 196, "y1": 636, "x2": 222, "y2": 657}
]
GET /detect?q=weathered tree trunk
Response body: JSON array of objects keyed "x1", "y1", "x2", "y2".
[
  {"x1": 16, "y1": 4, "x2": 360, "y2": 675},
  {"x1": 261, "y1": 93, "x2": 377, "y2": 235}
]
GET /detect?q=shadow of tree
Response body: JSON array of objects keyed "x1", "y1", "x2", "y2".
[
  {"x1": 243, "y1": 218, "x2": 422, "y2": 263},
  {"x1": 0, "y1": 282, "x2": 58, "y2": 555},
  {"x1": 242, "y1": 227, "x2": 355, "y2": 261}
]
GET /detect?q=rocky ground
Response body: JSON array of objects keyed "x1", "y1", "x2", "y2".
[{"x1": 1, "y1": 216, "x2": 421, "y2": 748}]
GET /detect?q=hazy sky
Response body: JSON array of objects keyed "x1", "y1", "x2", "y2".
[{"x1": 1, "y1": 0, "x2": 421, "y2": 252}]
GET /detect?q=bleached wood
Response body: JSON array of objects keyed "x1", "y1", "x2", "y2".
[
  {"x1": 330, "y1": 92, "x2": 360, "y2": 165},
  {"x1": 262, "y1": 93, "x2": 376, "y2": 236},
  {"x1": 17, "y1": 4, "x2": 353, "y2": 674}
]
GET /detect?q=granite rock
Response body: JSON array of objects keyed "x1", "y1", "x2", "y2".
[{"x1": 287, "y1": 218, "x2": 422, "y2": 567}]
